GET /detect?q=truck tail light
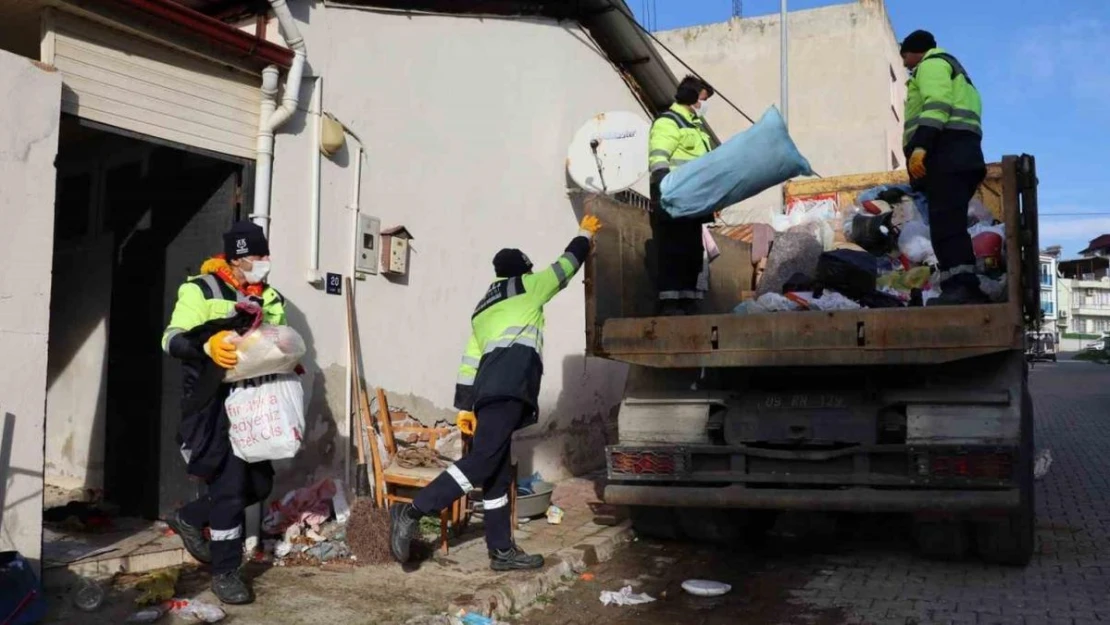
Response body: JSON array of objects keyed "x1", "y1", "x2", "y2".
[
  {"x1": 915, "y1": 452, "x2": 1013, "y2": 480},
  {"x1": 608, "y1": 449, "x2": 686, "y2": 476}
]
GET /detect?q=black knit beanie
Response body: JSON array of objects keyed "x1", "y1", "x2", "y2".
[
  {"x1": 223, "y1": 221, "x2": 270, "y2": 260},
  {"x1": 493, "y1": 248, "x2": 533, "y2": 278},
  {"x1": 900, "y1": 30, "x2": 937, "y2": 55}
]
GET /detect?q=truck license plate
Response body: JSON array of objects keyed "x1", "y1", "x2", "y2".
[{"x1": 750, "y1": 393, "x2": 851, "y2": 411}]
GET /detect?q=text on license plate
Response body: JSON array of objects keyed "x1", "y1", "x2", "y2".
[{"x1": 758, "y1": 394, "x2": 848, "y2": 410}]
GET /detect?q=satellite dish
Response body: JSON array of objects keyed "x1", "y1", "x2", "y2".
[{"x1": 566, "y1": 111, "x2": 650, "y2": 194}]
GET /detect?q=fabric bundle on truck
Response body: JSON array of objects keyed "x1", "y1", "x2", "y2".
[{"x1": 660, "y1": 107, "x2": 814, "y2": 220}]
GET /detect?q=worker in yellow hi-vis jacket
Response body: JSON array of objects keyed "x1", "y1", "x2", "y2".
[
  {"x1": 647, "y1": 74, "x2": 715, "y2": 316},
  {"x1": 161, "y1": 221, "x2": 284, "y2": 606},
  {"x1": 900, "y1": 29, "x2": 987, "y2": 304},
  {"x1": 389, "y1": 215, "x2": 603, "y2": 571}
]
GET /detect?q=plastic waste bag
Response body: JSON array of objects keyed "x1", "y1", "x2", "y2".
[
  {"x1": 660, "y1": 107, "x2": 814, "y2": 220},
  {"x1": 599, "y1": 586, "x2": 656, "y2": 606},
  {"x1": 224, "y1": 324, "x2": 307, "y2": 383},
  {"x1": 967, "y1": 199, "x2": 993, "y2": 225},
  {"x1": 898, "y1": 220, "x2": 938, "y2": 266},
  {"x1": 225, "y1": 373, "x2": 305, "y2": 462},
  {"x1": 168, "y1": 599, "x2": 226, "y2": 623}
]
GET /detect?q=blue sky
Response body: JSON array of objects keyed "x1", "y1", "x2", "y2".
[{"x1": 631, "y1": 0, "x2": 1109, "y2": 257}]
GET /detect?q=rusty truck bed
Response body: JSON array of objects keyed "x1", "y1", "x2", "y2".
[{"x1": 584, "y1": 156, "x2": 1036, "y2": 368}]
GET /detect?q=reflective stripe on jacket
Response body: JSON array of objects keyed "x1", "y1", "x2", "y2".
[
  {"x1": 647, "y1": 103, "x2": 712, "y2": 174},
  {"x1": 903, "y1": 48, "x2": 983, "y2": 152},
  {"x1": 161, "y1": 269, "x2": 287, "y2": 477},
  {"x1": 454, "y1": 234, "x2": 591, "y2": 428},
  {"x1": 162, "y1": 273, "x2": 286, "y2": 352}
]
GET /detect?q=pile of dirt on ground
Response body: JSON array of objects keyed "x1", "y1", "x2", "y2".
[{"x1": 347, "y1": 499, "x2": 395, "y2": 565}]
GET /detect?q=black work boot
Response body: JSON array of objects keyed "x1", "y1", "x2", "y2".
[
  {"x1": 389, "y1": 503, "x2": 421, "y2": 563},
  {"x1": 933, "y1": 273, "x2": 991, "y2": 306},
  {"x1": 166, "y1": 511, "x2": 211, "y2": 564},
  {"x1": 211, "y1": 570, "x2": 253, "y2": 605},
  {"x1": 489, "y1": 544, "x2": 544, "y2": 571}
]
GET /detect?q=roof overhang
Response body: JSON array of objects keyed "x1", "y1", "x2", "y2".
[{"x1": 77, "y1": 0, "x2": 295, "y2": 69}]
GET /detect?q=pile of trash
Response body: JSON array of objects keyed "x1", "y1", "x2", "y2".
[
  {"x1": 735, "y1": 184, "x2": 1006, "y2": 314},
  {"x1": 259, "y1": 478, "x2": 358, "y2": 568}
]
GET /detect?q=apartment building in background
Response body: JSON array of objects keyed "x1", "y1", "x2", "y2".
[
  {"x1": 651, "y1": 0, "x2": 904, "y2": 223},
  {"x1": 1057, "y1": 238, "x2": 1110, "y2": 350}
]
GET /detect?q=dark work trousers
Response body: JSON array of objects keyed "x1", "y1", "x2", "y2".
[
  {"x1": 650, "y1": 208, "x2": 705, "y2": 300},
  {"x1": 411, "y1": 399, "x2": 525, "y2": 551},
  {"x1": 180, "y1": 455, "x2": 274, "y2": 574},
  {"x1": 924, "y1": 169, "x2": 984, "y2": 272}
]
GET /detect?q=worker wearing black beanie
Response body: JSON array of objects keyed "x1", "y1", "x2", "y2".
[{"x1": 899, "y1": 29, "x2": 988, "y2": 305}]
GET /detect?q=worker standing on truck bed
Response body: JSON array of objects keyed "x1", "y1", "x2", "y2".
[
  {"x1": 900, "y1": 30, "x2": 989, "y2": 305},
  {"x1": 389, "y1": 215, "x2": 603, "y2": 570},
  {"x1": 648, "y1": 75, "x2": 715, "y2": 316}
]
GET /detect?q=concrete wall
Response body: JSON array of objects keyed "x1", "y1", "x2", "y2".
[
  {"x1": 44, "y1": 238, "x2": 113, "y2": 490},
  {"x1": 0, "y1": 50, "x2": 61, "y2": 568},
  {"x1": 652, "y1": 0, "x2": 905, "y2": 223},
  {"x1": 261, "y1": 6, "x2": 647, "y2": 488}
]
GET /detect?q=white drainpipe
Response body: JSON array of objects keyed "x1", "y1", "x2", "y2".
[
  {"x1": 245, "y1": 0, "x2": 307, "y2": 554},
  {"x1": 251, "y1": 0, "x2": 307, "y2": 235},
  {"x1": 307, "y1": 76, "x2": 323, "y2": 285}
]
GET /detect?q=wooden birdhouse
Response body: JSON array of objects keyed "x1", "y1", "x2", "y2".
[{"x1": 380, "y1": 226, "x2": 413, "y2": 276}]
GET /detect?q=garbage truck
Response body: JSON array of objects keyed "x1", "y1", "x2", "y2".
[{"x1": 586, "y1": 155, "x2": 1040, "y2": 565}]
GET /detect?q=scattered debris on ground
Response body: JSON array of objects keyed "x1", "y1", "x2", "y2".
[
  {"x1": 133, "y1": 569, "x2": 179, "y2": 606},
  {"x1": 1034, "y1": 448, "x2": 1054, "y2": 480},
  {"x1": 598, "y1": 585, "x2": 656, "y2": 606}
]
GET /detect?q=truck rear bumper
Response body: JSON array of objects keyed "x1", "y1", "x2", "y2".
[{"x1": 603, "y1": 484, "x2": 1021, "y2": 512}]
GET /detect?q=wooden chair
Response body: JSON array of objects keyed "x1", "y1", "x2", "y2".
[{"x1": 371, "y1": 390, "x2": 469, "y2": 553}]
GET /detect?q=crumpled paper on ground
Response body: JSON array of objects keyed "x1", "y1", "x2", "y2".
[
  {"x1": 1034, "y1": 448, "x2": 1053, "y2": 480},
  {"x1": 599, "y1": 586, "x2": 656, "y2": 606}
]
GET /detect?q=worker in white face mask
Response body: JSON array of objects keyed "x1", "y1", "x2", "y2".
[{"x1": 160, "y1": 221, "x2": 287, "y2": 605}]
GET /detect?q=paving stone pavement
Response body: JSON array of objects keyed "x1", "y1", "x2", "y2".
[
  {"x1": 791, "y1": 360, "x2": 1110, "y2": 625},
  {"x1": 519, "y1": 360, "x2": 1110, "y2": 625}
]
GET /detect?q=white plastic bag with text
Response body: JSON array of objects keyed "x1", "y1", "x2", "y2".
[{"x1": 225, "y1": 374, "x2": 305, "y2": 463}]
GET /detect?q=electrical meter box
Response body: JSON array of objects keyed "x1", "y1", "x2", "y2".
[
  {"x1": 355, "y1": 214, "x2": 380, "y2": 275},
  {"x1": 380, "y1": 226, "x2": 413, "y2": 276}
]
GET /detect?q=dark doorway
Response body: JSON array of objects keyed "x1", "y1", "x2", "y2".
[{"x1": 47, "y1": 116, "x2": 250, "y2": 519}]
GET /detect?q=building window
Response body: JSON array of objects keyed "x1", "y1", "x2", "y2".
[
  {"x1": 1039, "y1": 262, "x2": 1053, "y2": 286},
  {"x1": 1041, "y1": 300, "x2": 1054, "y2": 316},
  {"x1": 889, "y1": 64, "x2": 900, "y2": 122}
]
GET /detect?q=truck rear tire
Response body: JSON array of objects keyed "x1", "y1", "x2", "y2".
[
  {"x1": 629, "y1": 506, "x2": 681, "y2": 540},
  {"x1": 975, "y1": 389, "x2": 1036, "y2": 566}
]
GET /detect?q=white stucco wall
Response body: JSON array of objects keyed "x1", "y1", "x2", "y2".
[
  {"x1": 0, "y1": 50, "x2": 61, "y2": 569},
  {"x1": 44, "y1": 238, "x2": 113, "y2": 490},
  {"x1": 263, "y1": 5, "x2": 648, "y2": 485},
  {"x1": 652, "y1": 0, "x2": 905, "y2": 222}
]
